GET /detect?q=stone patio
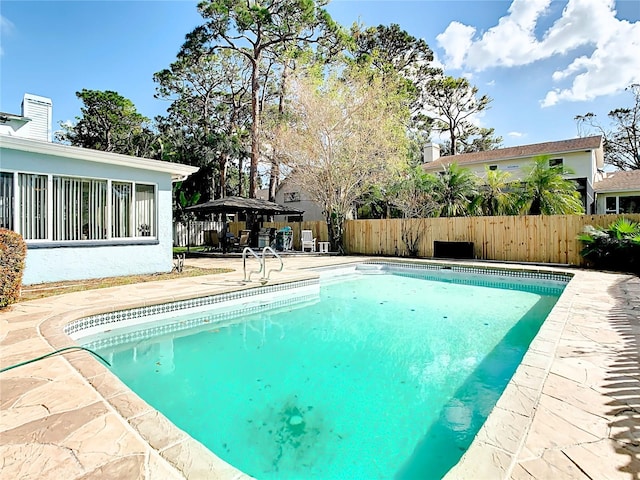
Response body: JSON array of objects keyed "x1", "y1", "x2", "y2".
[{"x1": 1, "y1": 256, "x2": 639, "y2": 479}]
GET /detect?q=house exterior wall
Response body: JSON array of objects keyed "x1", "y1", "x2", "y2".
[
  {"x1": 1, "y1": 145, "x2": 176, "y2": 284},
  {"x1": 272, "y1": 185, "x2": 325, "y2": 222},
  {"x1": 430, "y1": 150, "x2": 594, "y2": 180},
  {"x1": 425, "y1": 149, "x2": 598, "y2": 213}
]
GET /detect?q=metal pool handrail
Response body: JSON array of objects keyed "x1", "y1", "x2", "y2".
[
  {"x1": 243, "y1": 247, "x2": 263, "y2": 282},
  {"x1": 261, "y1": 246, "x2": 283, "y2": 281},
  {"x1": 242, "y1": 246, "x2": 284, "y2": 282}
]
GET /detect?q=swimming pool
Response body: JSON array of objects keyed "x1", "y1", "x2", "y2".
[{"x1": 73, "y1": 262, "x2": 569, "y2": 479}]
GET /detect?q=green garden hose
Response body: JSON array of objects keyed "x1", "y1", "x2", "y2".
[{"x1": 0, "y1": 346, "x2": 111, "y2": 373}]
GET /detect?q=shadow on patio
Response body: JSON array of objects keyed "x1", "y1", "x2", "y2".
[{"x1": 603, "y1": 275, "x2": 640, "y2": 478}]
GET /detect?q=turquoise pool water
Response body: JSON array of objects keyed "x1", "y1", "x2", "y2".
[{"x1": 89, "y1": 268, "x2": 564, "y2": 479}]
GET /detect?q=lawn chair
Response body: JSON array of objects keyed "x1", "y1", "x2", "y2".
[
  {"x1": 301, "y1": 229, "x2": 316, "y2": 252},
  {"x1": 204, "y1": 230, "x2": 220, "y2": 251},
  {"x1": 238, "y1": 232, "x2": 250, "y2": 250}
]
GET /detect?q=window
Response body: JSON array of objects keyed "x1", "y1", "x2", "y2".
[
  {"x1": 112, "y1": 182, "x2": 132, "y2": 238},
  {"x1": 18, "y1": 173, "x2": 48, "y2": 240},
  {"x1": 604, "y1": 195, "x2": 640, "y2": 214},
  {"x1": 488, "y1": 165, "x2": 498, "y2": 171},
  {"x1": 111, "y1": 182, "x2": 157, "y2": 238},
  {"x1": 53, "y1": 177, "x2": 107, "y2": 240},
  {"x1": 549, "y1": 158, "x2": 563, "y2": 167},
  {"x1": 1, "y1": 170, "x2": 157, "y2": 242},
  {"x1": 135, "y1": 184, "x2": 156, "y2": 236},
  {"x1": 284, "y1": 191, "x2": 300, "y2": 202},
  {"x1": 0, "y1": 172, "x2": 13, "y2": 229},
  {"x1": 619, "y1": 196, "x2": 640, "y2": 214}
]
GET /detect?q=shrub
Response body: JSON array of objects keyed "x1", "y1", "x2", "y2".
[
  {"x1": 0, "y1": 229, "x2": 27, "y2": 309},
  {"x1": 578, "y1": 217, "x2": 640, "y2": 273}
]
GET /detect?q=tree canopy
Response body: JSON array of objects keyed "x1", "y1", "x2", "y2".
[
  {"x1": 55, "y1": 89, "x2": 157, "y2": 158},
  {"x1": 179, "y1": 0, "x2": 343, "y2": 198},
  {"x1": 576, "y1": 84, "x2": 640, "y2": 170},
  {"x1": 271, "y1": 67, "x2": 411, "y2": 251},
  {"x1": 520, "y1": 157, "x2": 585, "y2": 215},
  {"x1": 424, "y1": 76, "x2": 501, "y2": 156}
]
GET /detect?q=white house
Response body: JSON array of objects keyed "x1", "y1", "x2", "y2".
[
  {"x1": 0, "y1": 94, "x2": 198, "y2": 284},
  {"x1": 422, "y1": 136, "x2": 605, "y2": 214},
  {"x1": 593, "y1": 169, "x2": 640, "y2": 214}
]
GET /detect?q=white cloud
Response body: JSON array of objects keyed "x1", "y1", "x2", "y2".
[
  {"x1": 542, "y1": 8, "x2": 640, "y2": 106},
  {"x1": 435, "y1": 21, "x2": 475, "y2": 69},
  {"x1": 508, "y1": 131, "x2": 524, "y2": 137},
  {"x1": 0, "y1": 16, "x2": 15, "y2": 56},
  {"x1": 437, "y1": 0, "x2": 640, "y2": 105}
]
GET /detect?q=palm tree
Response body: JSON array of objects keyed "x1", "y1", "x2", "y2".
[
  {"x1": 434, "y1": 163, "x2": 481, "y2": 217},
  {"x1": 479, "y1": 166, "x2": 519, "y2": 216},
  {"x1": 520, "y1": 156, "x2": 585, "y2": 215}
]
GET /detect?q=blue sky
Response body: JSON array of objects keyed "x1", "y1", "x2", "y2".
[{"x1": 1, "y1": 0, "x2": 639, "y2": 148}]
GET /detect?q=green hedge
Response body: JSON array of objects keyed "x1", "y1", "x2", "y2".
[
  {"x1": 0, "y1": 229, "x2": 27, "y2": 309},
  {"x1": 578, "y1": 217, "x2": 640, "y2": 274}
]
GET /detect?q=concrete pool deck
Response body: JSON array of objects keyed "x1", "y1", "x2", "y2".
[{"x1": 1, "y1": 255, "x2": 639, "y2": 479}]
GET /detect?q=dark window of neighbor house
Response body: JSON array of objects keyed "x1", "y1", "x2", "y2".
[
  {"x1": 549, "y1": 158, "x2": 563, "y2": 167},
  {"x1": 489, "y1": 165, "x2": 498, "y2": 171},
  {"x1": 606, "y1": 197, "x2": 617, "y2": 213},
  {"x1": 287, "y1": 215, "x2": 303, "y2": 222},
  {"x1": 619, "y1": 196, "x2": 640, "y2": 214},
  {"x1": 284, "y1": 191, "x2": 300, "y2": 202},
  {"x1": 0, "y1": 171, "x2": 13, "y2": 230}
]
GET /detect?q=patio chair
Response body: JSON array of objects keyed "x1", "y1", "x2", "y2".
[
  {"x1": 238, "y1": 232, "x2": 250, "y2": 250},
  {"x1": 204, "y1": 230, "x2": 220, "y2": 251},
  {"x1": 301, "y1": 229, "x2": 316, "y2": 252}
]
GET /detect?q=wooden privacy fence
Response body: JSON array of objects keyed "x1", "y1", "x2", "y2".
[{"x1": 343, "y1": 214, "x2": 640, "y2": 266}]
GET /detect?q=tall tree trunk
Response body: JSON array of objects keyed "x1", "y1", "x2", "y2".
[
  {"x1": 268, "y1": 62, "x2": 289, "y2": 202},
  {"x1": 218, "y1": 154, "x2": 228, "y2": 198},
  {"x1": 249, "y1": 55, "x2": 260, "y2": 199}
]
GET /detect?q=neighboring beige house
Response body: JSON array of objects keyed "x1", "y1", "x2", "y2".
[
  {"x1": 422, "y1": 136, "x2": 605, "y2": 214},
  {"x1": 262, "y1": 135, "x2": 640, "y2": 218},
  {"x1": 594, "y1": 169, "x2": 640, "y2": 214},
  {"x1": 258, "y1": 177, "x2": 325, "y2": 222}
]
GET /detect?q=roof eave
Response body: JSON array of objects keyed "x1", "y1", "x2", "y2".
[
  {"x1": 0, "y1": 134, "x2": 199, "y2": 180},
  {"x1": 595, "y1": 187, "x2": 640, "y2": 194}
]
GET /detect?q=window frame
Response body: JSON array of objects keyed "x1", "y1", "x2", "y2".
[
  {"x1": 0, "y1": 169, "x2": 158, "y2": 244},
  {"x1": 283, "y1": 191, "x2": 300, "y2": 203},
  {"x1": 603, "y1": 195, "x2": 640, "y2": 214},
  {"x1": 548, "y1": 157, "x2": 563, "y2": 168}
]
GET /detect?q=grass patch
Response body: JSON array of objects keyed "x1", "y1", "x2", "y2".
[
  {"x1": 20, "y1": 265, "x2": 233, "y2": 302},
  {"x1": 173, "y1": 246, "x2": 209, "y2": 254}
]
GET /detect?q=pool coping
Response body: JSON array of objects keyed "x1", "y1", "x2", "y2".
[{"x1": 1, "y1": 256, "x2": 638, "y2": 479}]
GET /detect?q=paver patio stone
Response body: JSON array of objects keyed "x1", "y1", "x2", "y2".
[
  {"x1": 1, "y1": 257, "x2": 638, "y2": 479},
  {"x1": 514, "y1": 449, "x2": 591, "y2": 480},
  {"x1": 562, "y1": 438, "x2": 640, "y2": 480}
]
